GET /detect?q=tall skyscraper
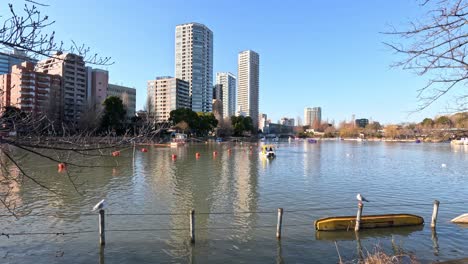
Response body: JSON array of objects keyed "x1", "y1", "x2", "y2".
[
  {"x1": 216, "y1": 72, "x2": 236, "y2": 118},
  {"x1": 147, "y1": 77, "x2": 190, "y2": 122},
  {"x1": 237, "y1": 50, "x2": 259, "y2": 130},
  {"x1": 175, "y1": 22, "x2": 213, "y2": 113},
  {"x1": 304, "y1": 107, "x2": 322, "y2": 127}
]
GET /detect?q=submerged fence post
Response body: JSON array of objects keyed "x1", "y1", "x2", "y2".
[
  {"x1": 99, "y1": 209, "x2": 105, "y2": 245},
  {"x1": 431, "y1": 200, "x2": 440, "y2": 229},
  {"x1": 276, "y1": 208, "x2": 283, "y2": 239},
  {"x1": 190, "y1": 209, "x2": 195, "y2": 243},
  {"x1": 355, "y1": 203, "x2": 363, "y2": 232}
]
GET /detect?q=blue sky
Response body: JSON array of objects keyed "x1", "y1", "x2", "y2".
[{"x1": 4, "y1": 0, "x2": 459, "y2": 124}]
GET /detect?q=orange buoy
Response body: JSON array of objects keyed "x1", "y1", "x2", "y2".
[
  {"x1": 141, "y1": 148, "x2": 148, "y2": 152},
  {"x1": 171, "y1": 154, "x2": 177, "y2": 160},
  {"x1": 195, "y1": 152, "x2": 201, "y2": 159}
]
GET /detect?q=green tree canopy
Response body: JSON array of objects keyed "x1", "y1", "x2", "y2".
[
  {"x1": 231, "y1": 116, "x2": 253, "y2": 136},
  {"x1": 100, "y1": 96, "x2": 126, "y2": 132},
  {"x1": 434, "y1": 116, "x2": 452, "y2": 127},
  {"x1": 169, "y1": 108, "x2": 218, "y2": 136},
  {"x1": 421, "y1": 118, "x2": 434, "y2": 127},
  {"x1": 197, "y1": 112, "x2": 218, "y2": 135},
  {"x1": 169, "y1": 108, "x2": 199, "y2": 129}
]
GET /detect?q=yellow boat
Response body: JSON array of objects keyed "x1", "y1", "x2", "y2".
[
  {"x1": 315, "y1": 225, "x2": 423, "y2": 240},
  {"x1": 314, "y1": 214, "x2": 424, "y2": 231}
]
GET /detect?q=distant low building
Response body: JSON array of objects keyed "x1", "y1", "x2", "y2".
[
  {"x1": 262, "y1": 123, "x2": 293, "y2": 134},
  {"x1": 259, "y1": 113, "x2": 268, "y2": 132},
  {"x1": 280, "y1": 117, "x2": 295, "y2": 127},
  {"x1": 107, "y1": 84, "x2": 136, "y2": 122},
  {"x1": 355, "y1": 118, "x2": 369, "y2": 128}
]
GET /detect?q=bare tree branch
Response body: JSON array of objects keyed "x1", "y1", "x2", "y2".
[{"x1": 383, "y1": 0, "x2": 468, "y2": 111}]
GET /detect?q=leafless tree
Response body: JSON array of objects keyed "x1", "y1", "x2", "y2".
[
  {"x1": 0, "y1": 1, "x2": 112, "y2": 65},
  {"x1": 384, "y1": 0, "x2": 467, "y2": 111}
]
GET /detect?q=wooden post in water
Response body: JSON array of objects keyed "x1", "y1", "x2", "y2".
[
  {"x1": 431, "y1": 200, "x2": 440, "y2": 229},
  {"x1": 355, "y1": 203, "x2": 363, "y2": 232},
  {"x1": 99, "y1": 209, "x2": 105, "y2": 245},
  {"x1": 276, "y1": 208, "x2": 283, "y2": 239},
  {"x1": 190, "y1": 209, "x2": 195, "y2": 243},
  {"x1": 132, "y1": 141, "x2": 136, "y2": 166}
]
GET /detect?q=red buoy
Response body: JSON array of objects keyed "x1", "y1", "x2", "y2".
[
  {"x1": 112, "y1": 151, "x2": 120, "y2": 157},
  {"x1": 171, "y1": 154, "x2": 177, "y2": 160},
  {"x1": 141, "y1": 148, "x2": 148, "y2": 152},
  {"x1": 58, "y1": 163, "x2": 66, "y2": 172},
  {"x1": 213, "y1": 151, "x2": 217, "y2": 157},
  {"x1": 195, "y1": 152, "x2": 201, "y2": 159}
]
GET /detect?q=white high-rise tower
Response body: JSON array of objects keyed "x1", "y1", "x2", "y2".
[
  {"x1": 216, "y1": 72, "x2": 236, "y2": 118},
  {"x1": 175, "y1": 23, "x2": 213, "y2": 112},
  {"x1": 237, "y1": 50, "x2": 259, "y2": 130}
]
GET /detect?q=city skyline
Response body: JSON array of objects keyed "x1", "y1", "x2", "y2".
[{"x1": 1, "y1": 0, "x2": 459, "y2": 124}]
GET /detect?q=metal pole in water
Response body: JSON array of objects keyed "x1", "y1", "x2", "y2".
[
  {"x1": 190, "y1": 209, "x2": 195, "y2": 243},
  {"x1": 99, "y1": 209, "x2": 105, "y2": 245},
  {"x1": 431, "y1": 200, "x2": 440, "y2": 229},
  {"x1": 355, "y1": 203, "x2": 363, "y2": 232},
  {"x1": 276, "y1": 208, "x2": 283, "y2": 239}
]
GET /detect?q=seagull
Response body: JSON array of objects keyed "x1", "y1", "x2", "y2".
[
  {"x1": 356, "y1": 193, "x2": 369, "y2": 202},
  {"x1": 92, "y1": 199, "x2": 106, "y2": 211}
]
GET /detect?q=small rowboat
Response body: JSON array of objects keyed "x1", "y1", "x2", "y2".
[
  {"x1": 451, "y1": 213, "x2": 468, "y2": 224},
  {"x1": 314, "y1": 214, "x2": 424, "y2": 231}
]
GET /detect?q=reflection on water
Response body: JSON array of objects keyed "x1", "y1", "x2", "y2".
[{"x1": 0, "y1": 141, "x2": 468, "y2": 263}]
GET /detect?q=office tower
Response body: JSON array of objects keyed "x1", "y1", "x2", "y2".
[
  {"x1": 147, "y1": 77, "x2": 190, "y2": 122},
  {"x1": 0, "y1": 61, "x2": 61, "y2": 117},
  {"x1": 216, "y1": 72, "x2": 236, "y2": 118},
  {"x1": 237, "y1": 50, "x2": 259, "y2": 130},
  {"x1": 175, "y1": 22, "x2": 213, "y2": 112},
  {"x1": 304, "y1": 107, "x2": 322, "y2": 127},
  {"x1": 107, "y1": 84, "x2": 137, "y2": 121},
  {"x1": 0, "y1": 49, "x2": 37, "y2": 75},
  {"x1": 36, "y1": 52, "x2": 87, "y2": 123}
]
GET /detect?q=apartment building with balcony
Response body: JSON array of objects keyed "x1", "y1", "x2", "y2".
[
  {"x1": 35, "y1": 52, "x2": 87, "y2": 123},
  {"x1": 147, "y1": 77, "x2": 190, "y2": 122},
  {"x1": 0, "y1": 62, "x2": 61, "y2": 117}
]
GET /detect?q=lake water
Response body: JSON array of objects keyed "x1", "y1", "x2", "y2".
[{"x1": 1, "y1": 141, "x2": 468, "y2": 263}]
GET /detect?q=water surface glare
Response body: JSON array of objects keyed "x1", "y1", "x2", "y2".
[{"x1": 1, "y1": 141, "x2": 468, "y2": 263}]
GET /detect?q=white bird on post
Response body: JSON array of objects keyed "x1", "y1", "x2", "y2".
[
  {"x1": 92, "y1": 199, "x2": 106, "y2": 211},
  {"x1": 356, "y1": 193, "x2": 369, "y2": 205}
]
